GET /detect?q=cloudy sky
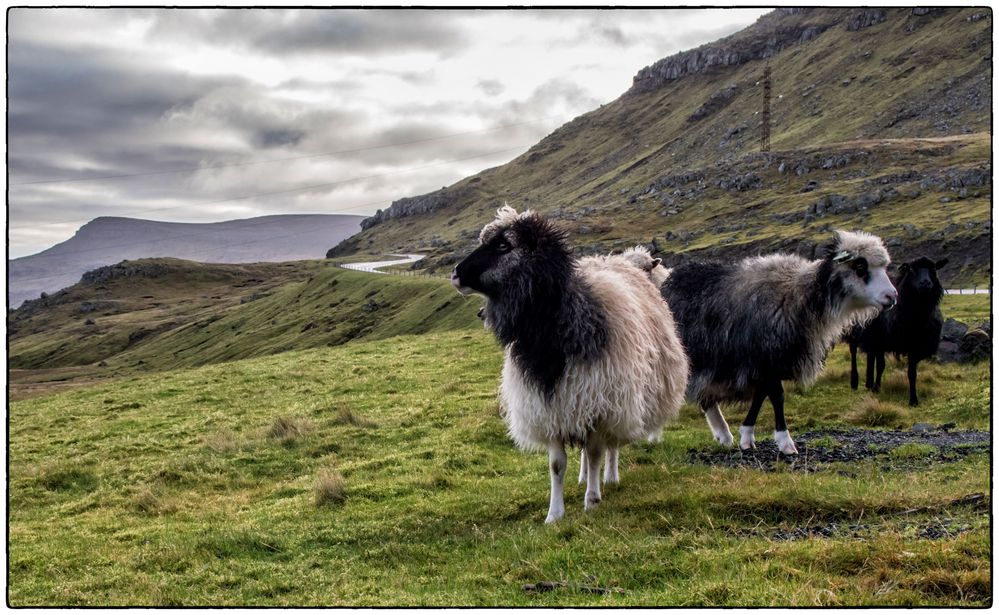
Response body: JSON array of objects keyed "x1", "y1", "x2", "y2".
[{"x1": 8, "y1": 7, "x2": 769, "y2": 258}]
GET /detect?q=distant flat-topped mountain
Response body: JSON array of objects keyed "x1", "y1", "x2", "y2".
[{"x1": 8, "y1": 214, "x2": 365, "y2": 307}]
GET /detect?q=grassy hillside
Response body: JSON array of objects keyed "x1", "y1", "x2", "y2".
[
  {"x1": 332, "y1": 8, "x2": 991, "y2": 285},
  {"x1": 8, "y1": 259, "x2": 483, "y2": 399},
  {"x1": 9, "y1": 327, "x2": 990, "y2": 606}
]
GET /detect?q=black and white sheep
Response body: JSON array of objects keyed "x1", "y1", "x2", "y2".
[
  {"x1": 620, "y1": 245, "x2": 671, "y2": 288},
  {"x1": 846, "y1": 256, "x2": 948, "y2": 406},
  {"x1": 451, "y1": 206, "x2": 689, "y2": 523},
  {"x1": 660, "y1": 230, "x2": 898, "y2": 454}
]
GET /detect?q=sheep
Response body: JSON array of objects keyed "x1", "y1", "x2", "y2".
[
  {"x1": 451, "y1": 206, "x2": 688, "y2": 523},
  {"x1": 620, "y1": 245, "x2": 672, "y2": 288},
  {"x1": 577, "y1": 245, "x2": 672, "y2": 485},
  {"x1": 660, "y1": 230, "x2": 898, "y2": 455},
  {"x1": 846, "y1": 256, "x2": 948, "y2": 406}
]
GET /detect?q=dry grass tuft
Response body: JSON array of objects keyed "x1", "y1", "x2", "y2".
[
  {"x1": 330, "y1": 407, "x2": 376, "y2": 428},
  {"x1": 132, "y1": 486, "x2": 175, "y2": 515},
  {"x1": 847, "y1": 396, "x2": 910, "y2": 428},
  {"x1": 268, "y1": 416, "x2": 312, "y2": 443},
  {"x1": 314, "y1": 468, "x2": 347, "y2": 508}
]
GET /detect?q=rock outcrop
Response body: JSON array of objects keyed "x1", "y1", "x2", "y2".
[
  {"x1": 628, "y1": 9, "x2": 836, "y2": 95},
  {"x1": 360, "y1": 184, "x2": 475, "y2": 231}
]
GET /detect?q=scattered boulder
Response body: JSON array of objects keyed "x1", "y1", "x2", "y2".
[{"x1": 937, "y1": 318, "x2": 991, "y2": 363}]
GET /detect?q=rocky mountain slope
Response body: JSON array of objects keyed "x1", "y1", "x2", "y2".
[
  {"x1": 329, "y1": 7, "x2": 991, "y2": 285},
  {"x1": 9, "y1": 214, "x2": 365, "y2": 308}
]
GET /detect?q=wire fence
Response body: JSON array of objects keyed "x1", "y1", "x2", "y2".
[
  {"x1": 338, "y1": 267, "x2": 451, "y2": 280},
  {"x1": 340, "y1": 262, "x2": 992, "y2": 293},
  {"x1": 336, "y1": 256, "x2": 451, "y2": 280}
]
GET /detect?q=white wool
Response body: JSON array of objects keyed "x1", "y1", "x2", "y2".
[{"x1": 499, "y1": 253, "x2": 688, "y2": 452}]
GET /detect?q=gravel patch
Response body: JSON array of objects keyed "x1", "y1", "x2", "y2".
[{"x1": 688, "y1": 427, "x2": 990, "y2": 472}]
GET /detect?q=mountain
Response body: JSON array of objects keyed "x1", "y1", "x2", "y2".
[
  {"x1": 8, "y1": 214, "x2": 365, "y2": 308},
  {"x1": 329, "y1": 7, "x2": 992, "y2": 286}
]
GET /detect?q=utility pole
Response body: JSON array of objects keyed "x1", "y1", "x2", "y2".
[{"x1": 760, "y1": 62, "x2": 772, "y2": 153}]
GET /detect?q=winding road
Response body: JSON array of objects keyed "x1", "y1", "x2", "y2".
[{"x1": 338, "y1": 254, "x2": 425, "y2": 274}]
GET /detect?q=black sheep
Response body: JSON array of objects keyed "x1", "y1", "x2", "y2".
[{"x1": 847, "y1": 256, "x2": 948, "y2": 406}]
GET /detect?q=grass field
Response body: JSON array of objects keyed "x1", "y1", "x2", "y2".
[{"x1": 9, "y1": 314, "x2": 991, "y2": 605}]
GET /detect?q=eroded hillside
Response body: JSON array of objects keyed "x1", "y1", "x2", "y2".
[{"x1": 330, "y1": 8, "x2": 992, "y2": 285}]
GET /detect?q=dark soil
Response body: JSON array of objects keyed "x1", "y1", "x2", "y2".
[
  {"x1": 750, "y1": 493, "x2": 989, "y2": 542},
  {"x1": 687, "y1": 427, "x2": 990, "y2": 472}
]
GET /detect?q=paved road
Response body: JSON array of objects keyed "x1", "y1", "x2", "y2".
[
  {"x1": 944, "y1": 288, "x2": 991, "y2": 295},
  {"x1": 339, "y1": 254, "x2": 425, "y2": 274}
]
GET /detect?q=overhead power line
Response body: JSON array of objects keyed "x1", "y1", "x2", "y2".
[{"x1": 9, "y1": 115, "x2": 562, "y2": 187}]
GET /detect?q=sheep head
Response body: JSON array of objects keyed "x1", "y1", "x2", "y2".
[
  {"x1": 451, "y1": 204, "x2": 571, "y2": 299},
  {"x1": 824, "y1": 230, "x2": 898, "y2": 311},
  {"x1": 897, "y1": 256, "x2": 947, "y2": 302},
  {"x1": 620, "y1": 245, "x2": 670, "y2": 287}
]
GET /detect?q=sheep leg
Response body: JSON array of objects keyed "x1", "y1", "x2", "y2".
[
  {"x1": 603, "y1": 447, "x2": 619, "y2": 484},
  {"x1": 849, "y1": 340, "x2": 860, "y2": 390},
  {"x1": 701, "y1": 401, "x2": 734, "y2": 447},
  {"x1": 583, "y1": 438, "x2": 604, "y2": 510},
  {"x1": 907, "y1": 355, "x2": 920, "y2": 407},
  {"x1": 873, "y1": 352, "x2": 886, "y2": 393},
  {"x1": 739, "y1": 386, "x2": 768, "y2": 450},
  {"x1": 579, "y1": 446, "x2": 619, "y2": 484},
  {"x1": 545, "y1": 442, "x2": 567, "y2": 524},
  {"x1": 769, "y1": 380, "x2": 798, "y2": 455},
  {"x1": 864, "y1": 351, "x2": 876, "y2": 390}
]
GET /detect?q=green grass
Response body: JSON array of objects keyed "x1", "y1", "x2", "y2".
[
  {"x1": 9, "y1": 262, "x2": 484, "y2": 399},
  {"x1": 941, "y1": 294, "x2": 991, "y2": 324},
  {"x1": 9, "y1": 328, "x2": 990, "y2": 606}
]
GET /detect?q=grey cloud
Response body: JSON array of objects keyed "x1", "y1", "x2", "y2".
[
  {"x1": 7, "y1": 41, "x2": 243, "y2": 183},
  {"x1": 477, "y1": 79, "x2": 505, "y2": 97},
  {"x1": 144, "y1": 9, "x2": 468, "y2": 57}
]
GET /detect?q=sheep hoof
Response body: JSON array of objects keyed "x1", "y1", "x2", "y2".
[
  {"x1": 774, "y1": 430, "x2": 799, "y2": 455},
  {"x1": 739, "y1": 425, "x2": 756, "y2": 450},
  {"x1": 584, "y1": 494, "x2": 601, "y2": 510},
  {"x1": 545, "y1": 511, "x2": 564, "y2": 524},
  {"x1": 714, "y1": 432, "x2": 734, "y2": 447}
]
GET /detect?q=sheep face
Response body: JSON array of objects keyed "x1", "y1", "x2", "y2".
[
  {"x1": 897, "y1": 257, "x2": 947, "y2": 301},
  {"x1": 451, "y1": 206, "x2": 569, "y2": 299},
  {"x1": 827, "y1": 230, "x2": 898, "y2": 311}
]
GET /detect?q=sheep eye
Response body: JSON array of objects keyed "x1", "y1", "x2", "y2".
[
  {"x1": 851, "y1": 260, "x2": 869, "y2": 280},
  {"x1": 496, "y1": 241, "x2": 512, "y2": 253}
]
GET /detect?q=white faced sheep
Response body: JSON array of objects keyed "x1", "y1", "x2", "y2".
[
  {"x1": 577, "y1": 245, "x2": 672, "y2": 486},
  {"x1": 660, "y1": 230, "x2": 898, "y2": 455},
  {"x1": 451, "y1": 206, "x2": 689, "y2": 523},
  {"x1": 846, "y1": 256, "x2": 948, "y2": 406}
]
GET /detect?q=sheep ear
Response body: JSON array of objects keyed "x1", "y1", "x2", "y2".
[
  {"x1": 651, "y1": 258, "x2": 662, "y2": 268},
  {"x1": 935, "y1": 258, "x2": 949, "y2": 269}
]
